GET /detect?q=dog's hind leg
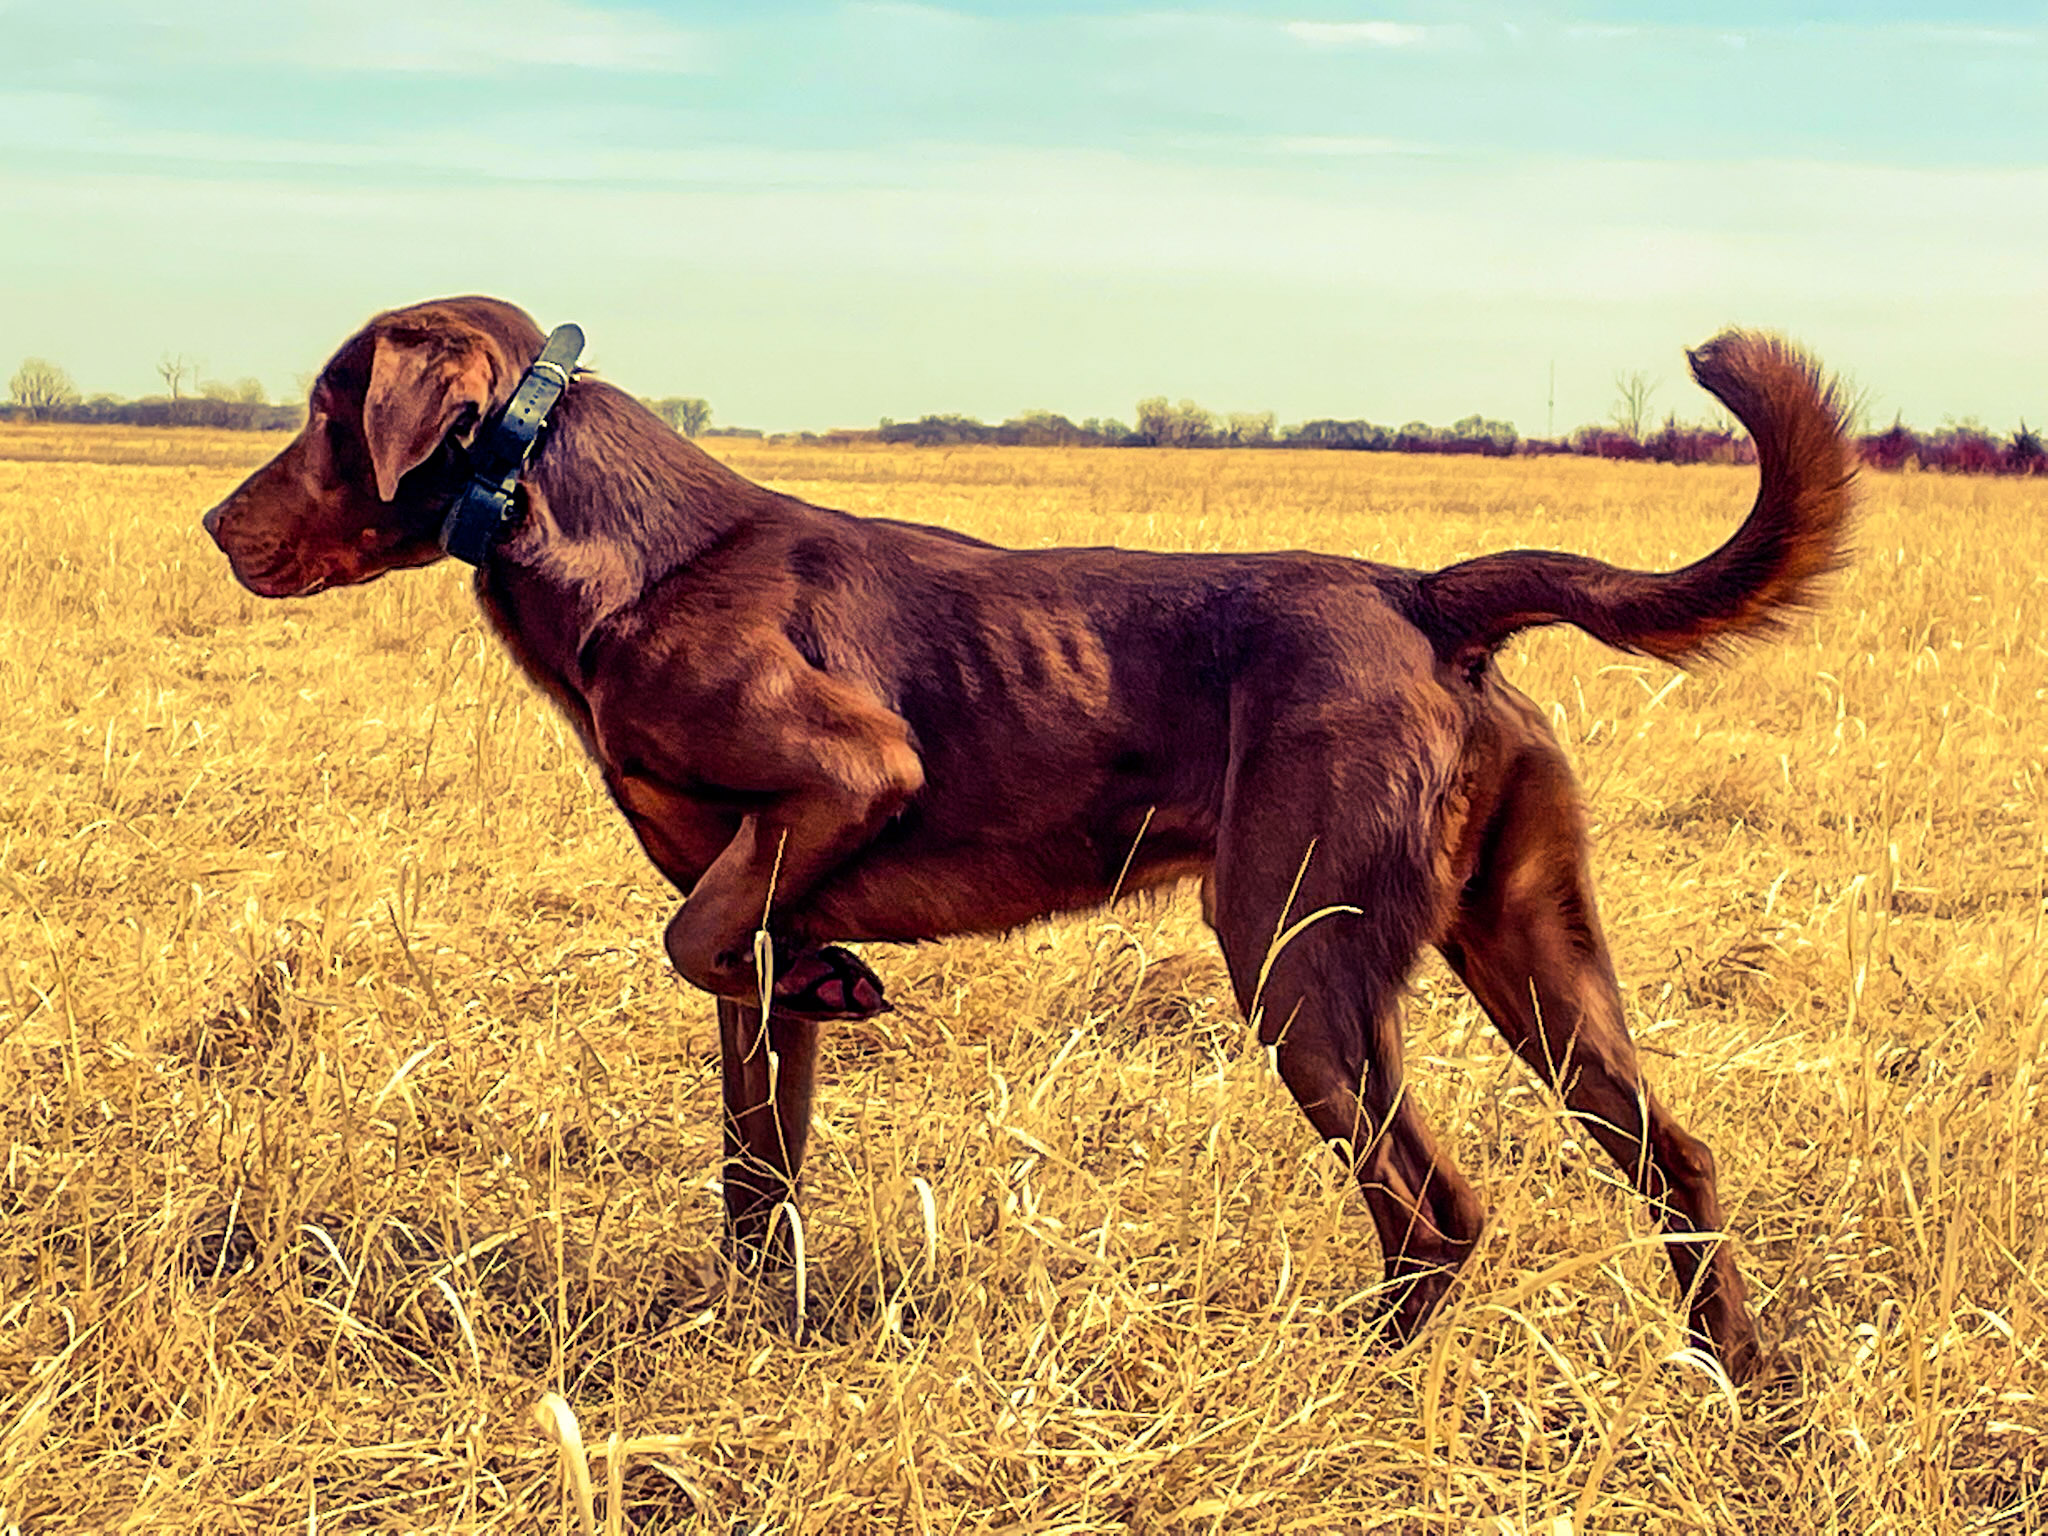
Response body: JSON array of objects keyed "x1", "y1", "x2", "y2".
[
  {"x1": 1438, "y1": 738, "x2": 1763, "y2": 1382},
  {"x1": 716, "y1": 998, "x2": 822, "y2": 1262},
  {"x1": 1208, "y1": 703, "x2": 1487, "y2": 1343}
]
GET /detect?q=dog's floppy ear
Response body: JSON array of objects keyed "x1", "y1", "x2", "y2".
[{"x1": 363, "y1": 334, "x2": 497, "y2": 502}]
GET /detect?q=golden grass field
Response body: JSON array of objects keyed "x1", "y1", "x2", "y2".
[{"x1": 1, "y1": 421, "x2": 2043, "y2": 1533}]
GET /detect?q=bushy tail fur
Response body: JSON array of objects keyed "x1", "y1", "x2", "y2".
[{"x1": 1418, "y1": 331, "x2": 1856, "y2": 668}]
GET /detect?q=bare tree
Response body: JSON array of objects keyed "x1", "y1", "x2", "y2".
[
  {"x1": 8, "y1": 357, "x2": 80, "y2": 418},
  {"x1": 1611, "y1": 369, "x2": 1660, "y2": 440},
  {"x1": 1136, "y1": 396, "x2": 1216, "y2": 447},
  {"x1": 644, "y1": 396, "x2": 712, "y2": 437},
  {"x1": 157, "y1": 353, "x2": 194, "y2": 400},
  {"x1": 1224, "y1": 410, "x2": 1277, "y2": 447}
]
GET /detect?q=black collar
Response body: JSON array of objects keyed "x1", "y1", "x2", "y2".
[{"x1": 438, "y1": 323, "x2": 586, "y2": 566}]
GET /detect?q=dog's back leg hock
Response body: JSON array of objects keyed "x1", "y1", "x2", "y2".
[{"x1": 1438, "y1": 741, "x2": 1763, "y2": 1383}]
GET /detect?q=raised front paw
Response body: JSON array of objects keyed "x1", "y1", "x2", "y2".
[{"x1": 772, "y1": 944, "x2": 891, "y2": 1020}]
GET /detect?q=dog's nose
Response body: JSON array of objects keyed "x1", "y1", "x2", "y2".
[{"x1": 202, "y1": 503, "x2": 225, "y2": 543}]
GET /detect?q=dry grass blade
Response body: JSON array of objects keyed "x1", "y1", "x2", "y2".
[{"x1": 533, "y1": 1392, "x2": 596, "y2": 1535}]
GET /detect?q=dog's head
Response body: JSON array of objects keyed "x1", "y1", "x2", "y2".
[{"x1": 202, "y1": 296, "x2": 546, "y2": 596}]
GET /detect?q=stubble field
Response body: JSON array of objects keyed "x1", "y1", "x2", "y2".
[{"x1": 0, "y1": 423, "x2": 2043, "y2": 1533}]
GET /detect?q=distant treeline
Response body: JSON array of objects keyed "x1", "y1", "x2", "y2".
[
  {"x1": 3, "y1": 356, "x2": 306, "y2": 430},
  {"x1": 874, "y1": 402, "x2": 1524, "y2": 455},
  {"x1": 1854, "y1": 419, "x2": 2046, "y2": 475},
  {"x1": 868, "y1": 405, "x2": 2048, "y2": 474},
  {"x1": 7, "y1": 364, "x2": 2043, "y2": 475},
  {"x1": 3, "y1": 395, "x2": 306, "y2": 431}
]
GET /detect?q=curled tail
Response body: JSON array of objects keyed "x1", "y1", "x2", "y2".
[{"x1": 1418, "y1": 331, "x2": 1856, "y2": 669}]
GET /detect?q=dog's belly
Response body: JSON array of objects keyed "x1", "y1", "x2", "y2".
[{"x1": 796, "y1": 794, "x2": 1217, "y2": 944}]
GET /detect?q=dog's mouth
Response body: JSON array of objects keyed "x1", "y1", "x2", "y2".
[
  {"x1": 243, "y1": 557, "x2": 410, "y2": 600},
  {"x1": 225, "y1": 550, "x2": 323, "y2": 599},
  {"x1": 204, "y1": 520, "x2": 324, "y2": 599}
]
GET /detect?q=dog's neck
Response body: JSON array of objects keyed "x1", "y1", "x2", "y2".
[{"x1": 481, "y1": 380, "x2": 769, "y2": 689}]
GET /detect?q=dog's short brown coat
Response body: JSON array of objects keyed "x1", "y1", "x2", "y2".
[{"x1": 205, "y1": 297, "x2": 1856, "y2": 1382}]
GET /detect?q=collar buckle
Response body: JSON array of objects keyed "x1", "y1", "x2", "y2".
[{"x1": 439, "y1": 322, "x2": 585, "y2": 567}]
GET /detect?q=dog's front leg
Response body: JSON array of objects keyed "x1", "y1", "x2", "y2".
[
  {"x1": 633, "y1": 653, "x2": 924, "y2": 1015},
  {"x1": 664, "y1": 807, "x2": 900, "y2": 1018},
  {"x1": 717, "y1": 997, "x2": 820, "y2": 1260}
]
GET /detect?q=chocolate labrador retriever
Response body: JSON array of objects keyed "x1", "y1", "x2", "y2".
[{"x1": 203, "y1": 296, "x2": 1854, "y2": 1382}]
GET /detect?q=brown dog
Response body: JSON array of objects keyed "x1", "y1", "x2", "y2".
[{"x1": 203, "y1": 296, "x2": 1854, "y2": 1383}]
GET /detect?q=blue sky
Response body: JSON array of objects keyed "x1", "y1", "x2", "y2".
[{"x1": 3, "y1": 2, "x2": 2044, "y2": 433}]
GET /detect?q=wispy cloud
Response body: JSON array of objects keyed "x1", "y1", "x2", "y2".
[
  {"x1": 296, "y1": 0, "x2": 703, "y2": 74},
  {"x1": 0, "y1": 97, "x2": 908, "y2": 186},
  {"x1": 1267, "y1": 134, "x2": 1430, "y2": 157},
  {"x1": 70, "y1": 0, "x2": 705, "y2": 75},
  {"x1": 1283, "y1": 21, "x2": 1437, "y2": 49},
  {"x1": 847, "y1": 2, "x2": 979, "y2": 25},
  {"x1": 1893, "y1": 24, "x2": 2039, "y2": 46}
]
